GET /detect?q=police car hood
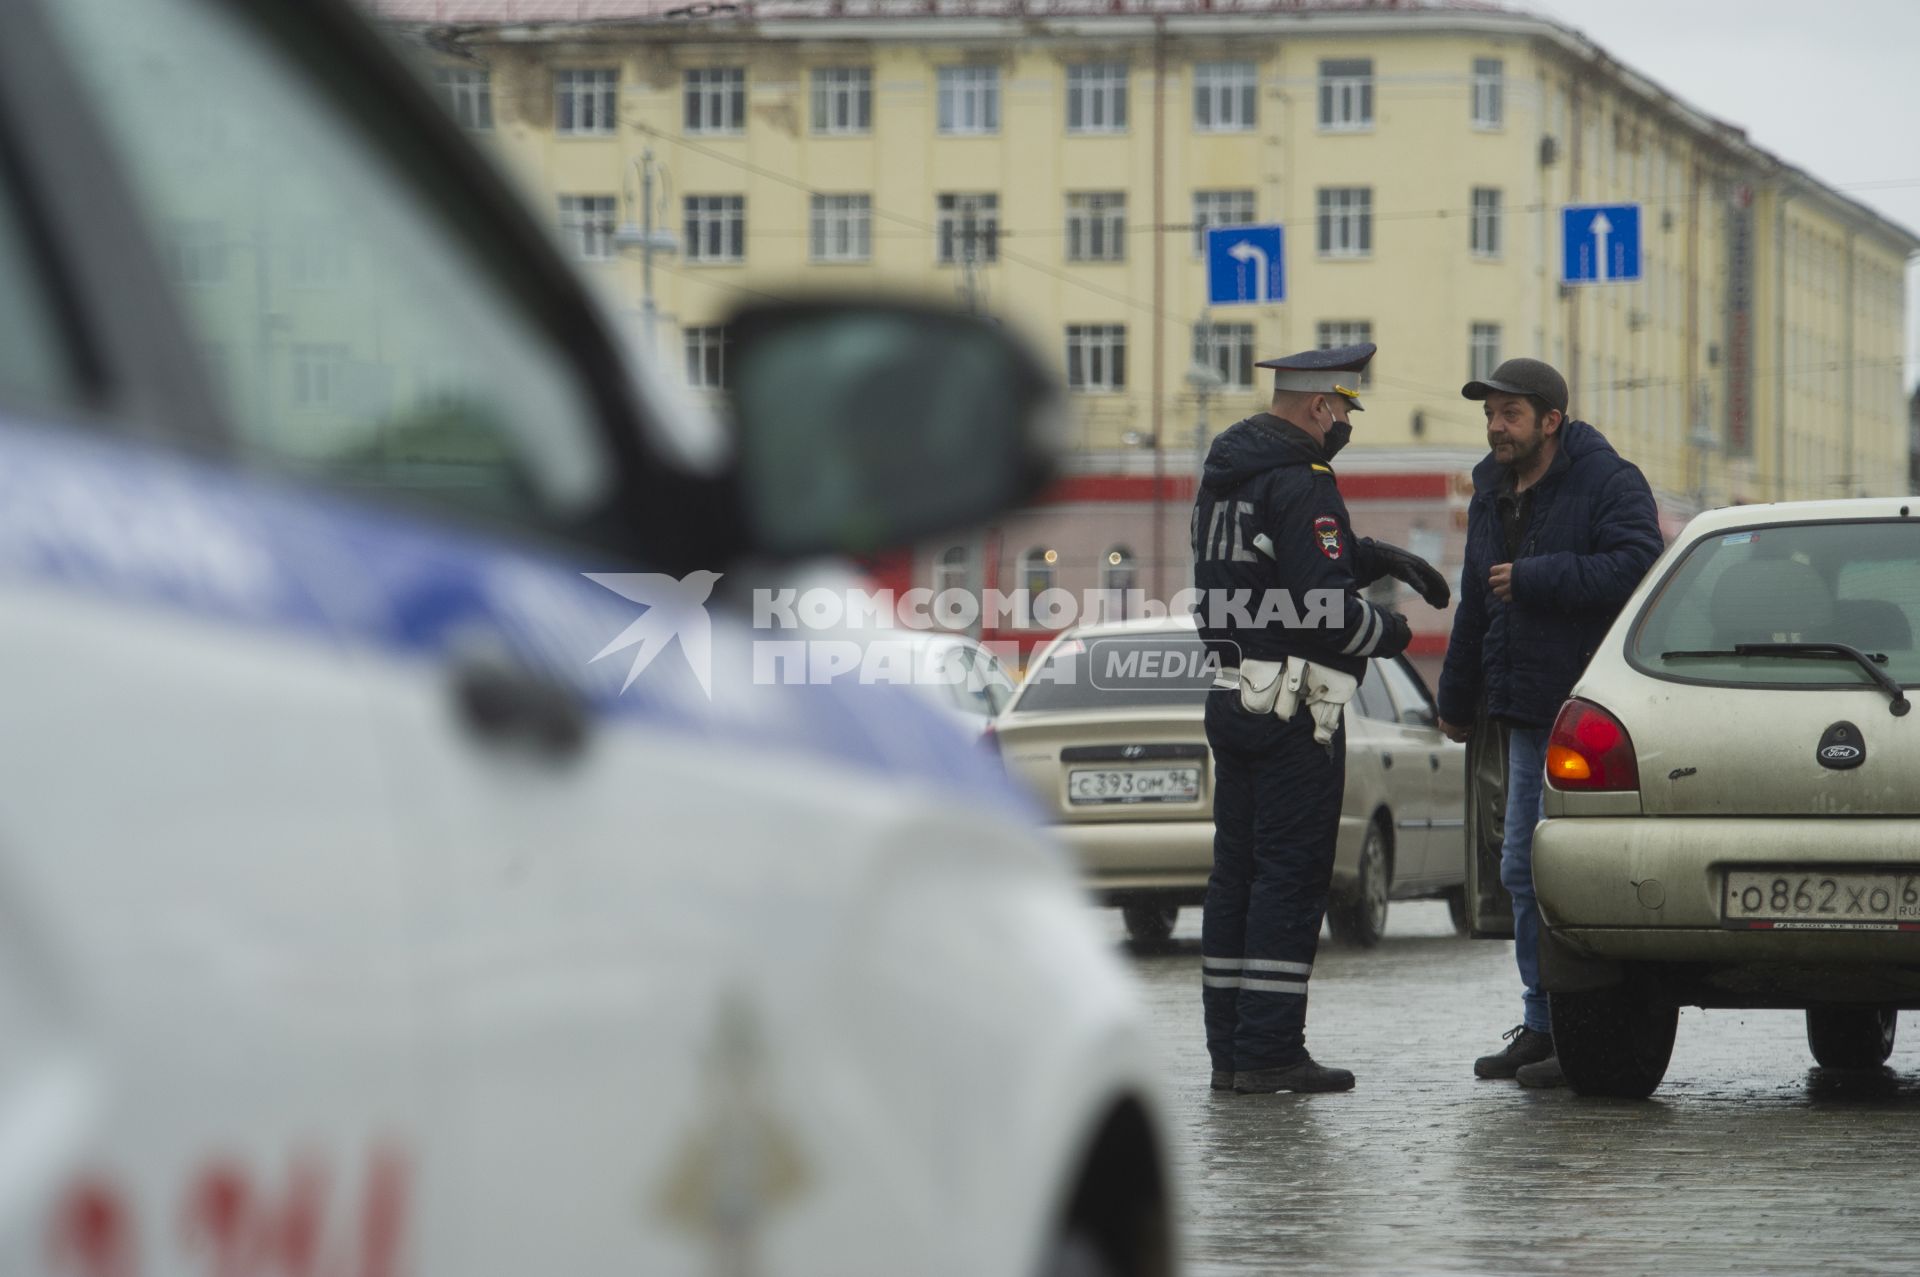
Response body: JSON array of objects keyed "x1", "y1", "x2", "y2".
[{"x1": 1201, "y1": 413, "x2": 1322, "y2": 493}]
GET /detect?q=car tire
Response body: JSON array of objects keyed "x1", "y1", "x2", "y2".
[
  {"x1": 1121, "y1": 902, "x2": 1179, "y2": 945},
  {"x1": 1805, "y1": 1006, "x2": 1897, "y2": 1069},
  {"x1": 1443, "y1": 886, "x2": 1472, "y2": 937},
  {"x1": 1550, "y1": 981, "x2": 1678, "y2": 1099},
  {"x1": 1327, "y1": 820, "x2": 1389, "y2": 948}
]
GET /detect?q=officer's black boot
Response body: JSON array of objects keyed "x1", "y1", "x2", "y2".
[{"x1": 1233, "y1": 1056, "x2": 1355, "y2": 1094}]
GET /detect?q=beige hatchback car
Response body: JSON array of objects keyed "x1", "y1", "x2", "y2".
[
  {"x1": 992, "y1": 618, "x2": 1469, "y2": 945},
  {"x1": 1532, "y1": 499, "x2": 1920, "y2": 1097}
]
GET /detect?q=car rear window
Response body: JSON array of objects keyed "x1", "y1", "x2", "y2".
[
  {"x1": 1012, "y1": 633, "x2": 1216, "y2": 712},
  {"x1": 1631, "y1": 520, "x2": 1920, "y2": 688}
]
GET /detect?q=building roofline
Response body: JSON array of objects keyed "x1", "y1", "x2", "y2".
[{"x1": 382, "y1": 0, "x2": 1920, "y2": 251}]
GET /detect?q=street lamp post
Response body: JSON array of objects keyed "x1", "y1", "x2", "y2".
[{"x1": 613, "y1": 147, "x2": 679, "y2": 354}]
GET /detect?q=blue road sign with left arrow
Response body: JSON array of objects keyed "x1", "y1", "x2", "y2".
[
  {"x1": 1562, "y1": 204, "x2": 1642, "y2": 284},
  {"x1": 1207, "y1": 224, "x2": 1286, "y2": 305}
]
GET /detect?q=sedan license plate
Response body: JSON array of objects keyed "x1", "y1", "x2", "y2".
[
  {"x1": 1722, "y1": 869, "x2": 1920, "y2": 930},
  {"x1": 1068, "y1": 767, "x2": 1200, "y2": 805}
]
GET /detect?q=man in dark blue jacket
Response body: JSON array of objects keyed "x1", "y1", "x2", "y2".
[
  {"x1": 1192, "y1": 342, "x2": 1449, "y2": 1094},
  {"x1": 1436, "y1": 357, "x2": 1662, "y2": 1089}
]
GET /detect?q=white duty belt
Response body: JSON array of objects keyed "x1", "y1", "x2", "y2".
[{"x1": 1220, "y1": 657, "x2": 1358, "y2": 746}]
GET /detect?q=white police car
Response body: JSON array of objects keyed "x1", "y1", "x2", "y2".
[{"x1": 0, "y1": 0, "x2": 1172, "y2": 1274}]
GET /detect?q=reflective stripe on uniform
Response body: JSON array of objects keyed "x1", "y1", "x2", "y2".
[
  {"x1": 1243, "y1": 957, "x2": 1312, "y2": 976},
  {"x1": 1240, "y1": 977, "x2": 1309, "y2": 995},
  {"x1": 1341, "y1": 606, "x2": 1380, "y2": 656}
]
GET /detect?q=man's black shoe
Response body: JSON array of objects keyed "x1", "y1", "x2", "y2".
[
  {"x1": 1516, "y1": 1054, "x2": 1566, "y2": 1089},
  {"x1": 1233, "y1": 1057, "x2": 1355, "y2": 1094},
  {"x1": 1475, "y1": 1025, "x2": 1554, "y2": 1079},
  {"x1": 1211, "y1": 1069, "x2": 1234, "y2": 1092}
]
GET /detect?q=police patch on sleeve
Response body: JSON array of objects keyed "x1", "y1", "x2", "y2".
[{"x1": 1312, "y1": 516, "x2": 1344, "y2": 560}]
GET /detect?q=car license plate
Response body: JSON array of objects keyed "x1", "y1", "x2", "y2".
[
  {"x1": 1068, "y1": 767, "x2": 1200, "y2": 805},
  {"x1": 1722, "y1": 869, "x2": 1920, "y2": 930}
]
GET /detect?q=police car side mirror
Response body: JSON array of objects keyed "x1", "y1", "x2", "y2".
[{"x1": 723, "y1": 299, "x2": 1061, "y2": 561}]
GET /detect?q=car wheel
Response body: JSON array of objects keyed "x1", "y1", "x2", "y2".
[
  {"x1": 1444, "y1": 886, "x2": 1472, "y2": 937},
  {"x1": 1327, "y1": 820, "x2": 1389, "y2": 948},
  {"x1": 1805, "y1": 1006, "x2": 1897, "y2": 1069},
  {"x1": 1121, "y1": 902, "x2": 1178, "y2": 944},
  {"x1": 1549, "y1": 981, "x2": 1678, "y2": 1098}
]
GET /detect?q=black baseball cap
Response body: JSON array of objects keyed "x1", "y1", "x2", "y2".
[{"x1": 1461, "y1": 357, "x2": 1568, "y2": 415}]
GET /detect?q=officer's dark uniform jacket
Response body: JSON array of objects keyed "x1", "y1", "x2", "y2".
[{"x1": 1190, "y1": 412, "x2": 1410, "y2": 674}]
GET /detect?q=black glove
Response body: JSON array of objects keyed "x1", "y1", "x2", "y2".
[
  {"x1": 1379, "y1": 608, "x2": 1413, "y2": 657},
  {"x1": 1355, "y1": 537, "x2": 1451, "y2": 609}
]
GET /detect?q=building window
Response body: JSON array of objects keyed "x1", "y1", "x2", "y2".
[
  {"x1": 556, "y1": 195, "x2": 618, "y2": 262},
  {"x1": 937, "y1": 193, "x2": 999, "y2": 264},
  {"x1": 812, "y1": 67, "x2": 872, "y2": 134},
  {"x1": 684, "y1": 67, "x2": 746, "y2": 135},
  {"x1": 1316, "y1": 187, "x2": 1372, "y2": 257},
  {"x1": 1020, "y1": 547, "x2": 1057, "y2": 597},
  {"x1": 937, "y1": 66, "x2": 1000, "y2": 135},
  {"x1": 291, "y1": 343, "x2": 348, "y2": 408},
  {"x1": 684, "y1": 195, "x2": 745, "y2": 263},
  {"x1": 1193, "y1": 61, "x2": 1257, "y2": 132},
  {"x1": 1315, "y1": 322, "x2": 1372, "y2": 386},
  {"x1": 1066, "y1": 192, "x2": 1126, "y2": 263},
  {"x1": 1317, "y1": 59, "x2": 1373, "y2": 131},
  {"x1": 1471, "y1": 57, "x2": 1503, "y2": 128},
  {"x1": 554, "y1": 68, "x2": 619, "y2": 136},
  {"x1": 1193, "y1": 189, "x2": 1256, "y2": 256},
  {"x1": 1066, "y1": 63, "x2": 1128, "y2": 134},
  {"x1": 810, "y1": 194, "x2": 872, "y2": 262},
  {"x1": 1066, "y1": 324, "x2": 1127, "y2": 393},
  {"x1": 684, "y1": 325, "x2": 729, "y2": 390},
  {"x1": 1194, "y1": 321, "x2": 1255, "y2": 389},
  {"x1": 1470, "y1": 322, "x2": 1501, "y2": 382},
  {"x1": 432, "y1": 66, "x2": 493, "y2": 130},
  {"x1": 1470, "y1": 187, "x2": 1502, "y2": 258}
]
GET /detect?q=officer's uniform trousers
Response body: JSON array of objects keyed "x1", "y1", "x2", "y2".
[{"x1": 1200, "y1": 687, "x2": 1348, "y2": 1073}]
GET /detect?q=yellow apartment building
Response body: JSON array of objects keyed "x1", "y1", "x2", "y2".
[{"x1": 382, "y1": 0, "x2": 1916, "y2": 658}]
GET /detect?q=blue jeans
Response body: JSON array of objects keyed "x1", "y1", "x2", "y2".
[{"x1": 1502, "y1": 726, "x2": 1551, "y2": 1034}]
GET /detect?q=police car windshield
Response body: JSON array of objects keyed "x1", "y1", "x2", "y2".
[{"x1": 1013, "y1": 633, "x2": 1216, "y2": 712}]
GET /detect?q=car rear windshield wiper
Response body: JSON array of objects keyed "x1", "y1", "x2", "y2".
[{"x1": 1662, "y1": 643, "x2": 1911, "y2": 717}]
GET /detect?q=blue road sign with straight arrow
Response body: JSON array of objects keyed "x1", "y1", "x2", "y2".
[
  {"x1": 1207, "y1": 224, "x2": 1286, "y2": 306},
  {"x1": 1562, "y1": 204, "x2": 1642, "y2": 284}
]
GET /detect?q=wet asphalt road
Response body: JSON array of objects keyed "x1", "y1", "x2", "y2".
[{"x1": 1107, "y1": 901, "x2": 1920, "y2": 1276}]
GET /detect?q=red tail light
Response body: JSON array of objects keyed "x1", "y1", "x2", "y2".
[
  {"x1": 979, "y1": 720, "x2": 1001, "y2": 759},
  {"x1": 1546, "y1": 699, "x2": 1640, "y2": 792}
]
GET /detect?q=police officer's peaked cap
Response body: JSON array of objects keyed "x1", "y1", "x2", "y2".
[{"x1": 1255, "y1": 342, "x2": 1375, "y2": 411}]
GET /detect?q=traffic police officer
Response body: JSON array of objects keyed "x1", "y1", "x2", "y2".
[{"x1": 1191, "y1": 343, "x2": 1450, "y2": 1094}]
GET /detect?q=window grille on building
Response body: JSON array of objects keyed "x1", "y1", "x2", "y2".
[
  {"x1": 1066, "y1": 324, "x2": 1127, "y2": 392},
  {"x1": 1193, "y1": 189, "x2": 1256, "y2": 256},
  {"x1": 1316, "y1": 187, "x2": 1372, "y2": 257},
  {"x1": 554, "y1": 68, "x2": 618, "y2": 136},
  {"x1": 684, "y1": 195, "x2": 745, "y2": 263},
  {"x1": 432, "y1": 66, "x2": 492, "y2": 130},
  {"x1": 1193, "y1": 61, "x2": 1256, "y2": 132},
  {"x1": 557, "y1": 194, "x2": 617, "y2": 261},
  {"x1": 810, "y1": 194, "x2": 872, "y2": 262},
  {"x1": 1318, "y1": 59, "x2": 1373, "y2": 130},
  {"x1": 684, "y1": 67, "x2": 746, "y2": 134},
  {"x1": 1066, "y1": 192, "x2": 1126, "y2": 262},
  {"x1": 1066, "y1": 63, "x2": 1128, "y2": 133},
  {"x1": 937, "y1": 192, "x2": 999, "y2": 264},
  {"x1": 937, "y1": 65, "x2": 999, "y2": 135},
  {"x1": 811, "y1": 67, "x2": 872, "y2": 134}
]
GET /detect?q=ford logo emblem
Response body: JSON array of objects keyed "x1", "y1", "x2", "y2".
[{"x1": 1816, "y1": 721, "x2": 1866, "y2": 771}]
